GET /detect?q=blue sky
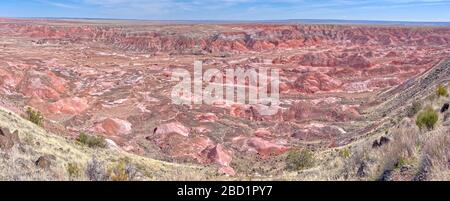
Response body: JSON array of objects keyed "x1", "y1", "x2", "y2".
[{"x1": 1, "y1": 0, "x2": 450, "y2": 21}]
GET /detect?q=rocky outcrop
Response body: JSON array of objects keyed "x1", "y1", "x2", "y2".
[
  {"x1": 47, "y1": 97, "x2": 89, "y2": 115},
  {"x1": 94, "y1": 118, "x2": 132, "y2": 136},
  {"x1": 153, "y1": 122, "x2": 190, "y2": 137},
  {"x1": 233, "y1": 136, "x2": 289, "y2": 158},
  {"x1": 196, "y1": 113, "x2": 218, "y2": 123},
  {"x1": 4, "y1": 23, "x2": 450, "y2": 55},
  {"x1": 203, "y1": 144, "x2": 233, "y2": 167},
  {"x1": 294, "y1": 71, "x2": 342, "y2": 93},
  {"x1": 35, "y1": 155, "x2": 55, "y2": 169}
]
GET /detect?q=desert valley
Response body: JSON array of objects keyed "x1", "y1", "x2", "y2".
[{"x1": 1, "y1": 18, "x2": 450, "y2": 181}]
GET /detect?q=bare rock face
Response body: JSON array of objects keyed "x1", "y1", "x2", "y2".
[
  {"x1": 203, "y1": 144, "x2": 233, "y2": 167},
  {"x1": 94, "y1": 118, "x2": 132, "y2": 136},
  {"x1": 155, "y1": 134, "x2": 215, "y2": 163},
  {"x1": 47, "y1": 97, "x2": 89, "y2": 115},
  {"x1": 154, "y1": 122, "x2": 190, "y2": 137},
  {"x1": 233, "y1": 136, "x2": 289, "y2": 158},
  {"x1": 219, "y1": 166, "x2": 236, "y2": 176},
  {"x1": 196, "y1": 113, "x2": 218, "y2": 123},
  {"x1": 291, "y1": 124, "x2": 346, "y2": 143},
  {"x1": 19, "y1": 70, "x2": 66, "y2": 101},
  {"x1": 294, "y1": 71, "x2": 342, "y2": 93},
  {"x1": 254, "y1": 128, "x2": 272, "y2": 137},
  {"x1": 285, "y1": 102, "x2": 360, "y2": 122},
  {"x1": 346, "y1": 54, "x2": 372, "y2": 68},
  {"x1": 0, "y1": 127, "x2": 20, "y2": 151}
]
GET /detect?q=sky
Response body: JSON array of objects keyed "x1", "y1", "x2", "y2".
[{"x1": 1, "y1": 0, "x2": 450, "y2": 22}]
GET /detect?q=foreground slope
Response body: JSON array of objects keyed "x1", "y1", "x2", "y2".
[
  {"x1": 0, "y1": 107, "x2": 221, "y2": 181},
  {"x1": 279, "y1": 58, "x2": 450, "y2": 181},
  {"x1": 1, "y1": 57, "x2": 449, "y2": 181}
]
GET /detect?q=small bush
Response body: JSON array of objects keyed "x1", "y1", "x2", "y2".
[
  {"x1": 77, "y1": 132, "x2": 106, "y2": 148},
  {"x1": 108, "y1": 158, "x2": 137, "y2": 181},
  {"x1": 67, "y1": 163, "x2": 81, "y2": 179},
  {"x1": 286, "y1": 149, "x2": 315, "y2": 171},
  {"x1": 437, "y1": 85, "x2": 448, "y2": 97},
  {"x1": 394, "y1": 157, "x2": 407, "y2": 169},
  {"x1": 416, "y1": 106, "x2": 439, "y2": 130},
  {"x1": 407, "y1": 101, "x2": 422, "y2": 118},
  {"x1": 86, "y1": 156, "x2": 108, "y2": 181},
  {"x1": 339, "y1": 148, "x2": 351, "y2": 159},
  {"x1": 26, "y1": 107, "x2": 44, "y2": 127}
]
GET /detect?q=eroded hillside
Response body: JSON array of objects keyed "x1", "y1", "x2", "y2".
[{"x1": 1, "y1": 18, "x2": 450, "y2": 178}]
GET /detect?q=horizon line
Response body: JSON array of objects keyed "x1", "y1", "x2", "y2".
[{"x1": 2, "y1": 16, "x2": 450, "y2": 26}]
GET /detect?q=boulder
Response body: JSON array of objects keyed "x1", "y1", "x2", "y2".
[
  {"x1": 35, "y1": 155, "x2": 55, "y2": 169},
  {"x1": 356, "y1": 161, "x2": 368, "y2": 177},
  {"x1": 0, "y1": 127, "x2": 20, "y2": 151},
  {"x1": 372, "y1": 136, "x2": 390, "y2": 148},
  {"x1": 441, "y1": 103, "x2": 449, "y2": 113}
]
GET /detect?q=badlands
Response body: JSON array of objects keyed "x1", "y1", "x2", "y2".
[{"x1": 1, "y1": 18, "x2": 450, "y2": 180}]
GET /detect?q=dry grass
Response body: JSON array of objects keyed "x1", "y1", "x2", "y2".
[
  {"x1": 422, "y1": 127, "x2": 450, "y2": 180},
  {"x1": 0, "y1": 107, "x2": 225, "y2": 181}
]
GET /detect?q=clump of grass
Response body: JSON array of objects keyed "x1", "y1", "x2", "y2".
[
  {"x1": 416, "y1": 106, "x2": 439, "y2": 130},
  {"x1": 339, "y1": 148, "x2": 351, "y2": 159},
  {"x1": 67, "y1": 163, "x2": 81, "y2": 179},
  {"x1": 437, "y1": 85, "x2": 448, "y2": 97},
  {"x1": 108, "y1": 158, "x2": 137, "y2": 181},
  {"x1": 407, "y1": 101, "x2": 422, "y2": 118},
  {"x1": 394, "y1": 157, "x2": 408, "y2": 169},
  {"x1": 77, "y1": 132, "x2": 107, "y2": 148},
  {"x1": 26, "y1": 107, "x2": 44, "y2": 127},
  {"x1": 286, "y1": 149, "x2": 315, "y2": 171}
]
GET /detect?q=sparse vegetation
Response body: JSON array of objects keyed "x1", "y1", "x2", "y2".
[
  {"x1": 407, "y1": 101, "x2": 422, "y2": 118},
  {"x1": 339, "y1": 148, "x2": 351, "y2": 159},
  {"x1": 416, "y1": 106, "x2": 439, "y2": 130},
  {"x1": 77, "y1": 132, "x2": 107, "y2": 148},
  {"x1": 67, "y1": 163, "x2": 81, "y2": 179},
  {"x1": 437, "y1": 85, "x2": 448, "y2": 97},
  {"x1": 1, "y1": 107, "x2": 213, "y2": 181},
  {"x1": 108, "y1": 158, "x2": 137, "y2": 181},
  {"x1": 286, "y1": 149, "x2": 315, "y2": 171},
  {"x1": 86, "y1": 156, "x2": 108, "y2": 181},
  {"x1": 394, "y1": 157, "x2": 407, "y2": 169},
  {"x1": 26, "y1": 107, "x2": 44, "y2": 127}
]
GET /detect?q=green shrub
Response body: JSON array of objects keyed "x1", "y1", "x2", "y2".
[
  {"x1": 416, "y1": 106, "x2": 439, "y2": 130},
  {"x1": 437, "y1": 85, "x2": 448, "y2": 97},
  {"x1": 338, "y1": 148, "x2": 351, "y2": 159},
  {"x1": 67, "y1": 163, "x2": 81, "y2": 179},
  {"x1": 77, "y1": 132, "x2": 107, "y2": 148},
  {"x1": 286, "y1": 149, "x2": 315, "y2": 171},
  {"x1": 26, "y1": 107, "x2": 44, "y2": 126},
  {"x1": 407, "y1": 101, "x2": 422, "y2": 118}
]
